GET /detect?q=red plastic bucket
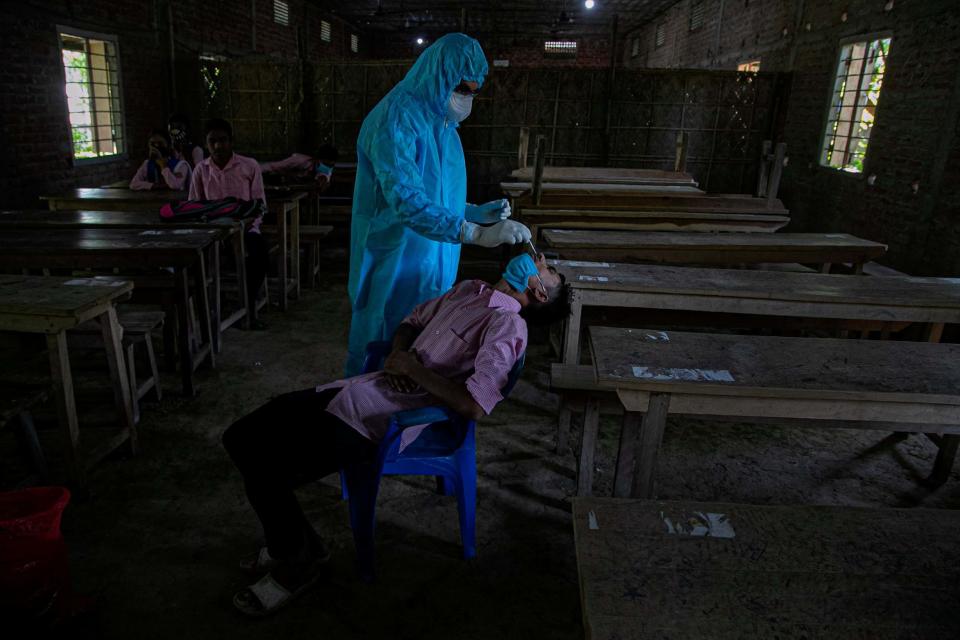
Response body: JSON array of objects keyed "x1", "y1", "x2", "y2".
[{"x1": 0, "y1": 487, "x2": 72, "y2": 619}]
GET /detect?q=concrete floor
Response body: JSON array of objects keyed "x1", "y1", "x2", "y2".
[{"x1": 13, "y1": 264, "x2": 960, "y2": 639}]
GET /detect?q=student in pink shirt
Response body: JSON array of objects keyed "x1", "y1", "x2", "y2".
[
  {"x1": 260, "y1": 144, "x2": 338, "y2": 192},
  {"x1": 167, "y1": 113, "x2": 205, "y2": 169},
  {"x1": 190, "y1": 119, "x2": 269, "y2": 325},
  {"x1": 223, "y1": 252, "x2": 569, "y2": 616},
  {"x1": 129, "y1": 130, "x2": 190, "y2": 191}
]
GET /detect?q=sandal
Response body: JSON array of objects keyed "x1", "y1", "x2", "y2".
[
  {"x1": 232, "y1": 565, "x2": 324, "y2": 617},
  {"x1": 239, "y1": 544, "x2": 331, "y2": 576}
]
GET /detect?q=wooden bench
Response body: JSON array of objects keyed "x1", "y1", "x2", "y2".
[
  {"x1": 582, "y1": 327, "x2": 960, "y2": 498},
  {"x1": 573, "y1": 498, "x2": 960, "y2": 639},
  {"x1": 261, "y1": 224, "x2": 333, "y2": 289}
]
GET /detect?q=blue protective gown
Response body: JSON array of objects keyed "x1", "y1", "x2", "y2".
[{"x1": 345, "y1": 33, "x2": 489, "y2": 375}]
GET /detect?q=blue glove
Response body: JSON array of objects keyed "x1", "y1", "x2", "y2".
[{"x1": 465, "y1": 199, "x2": 511, "y2": 224}]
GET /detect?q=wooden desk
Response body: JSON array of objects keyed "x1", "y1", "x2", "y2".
[
  {"x1": 42, "y1": 188, "x2": 186, "y2": 212},
  {"x1": 0, "y1": 228, "x2": 219, "y2": 395},
  {"x1": 0, "y1": 275, "x2": 136, "y2": 488},
  {"x1": 544, "y1": 230, "x2": 887, "y2": 272},
  {"x1": 519, "y1": 208, "x2": 788, "y2": 239},
  {"x1": 265, "y1": 190, "x2": 308, "y2": 310},
  {"x1": 509, "y1": 166, "x2": 698, "y2": 187},
  {"x1": 0, "y1": 210, "x2": 249, "y2": 341},
  {"x1": 100, "y1": 180, "x2": 130, "y2": 188},
  {"x1": 573, "y1": 497, "x2": 960, "y2": 640},
  {"x1": 521, "y1": 193, "x2": 788, "y2": 213},
  {"x1": 554, "y1": 261, "x2": 960, "y2": 365},
  {"x1": 502, "y1": 182, "x2": 704, "y2": 198},
  {"x1": 585, "y1": 327, "x2": 960, "y2": 498}
]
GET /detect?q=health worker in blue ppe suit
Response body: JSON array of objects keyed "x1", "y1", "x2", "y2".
[{"x1": 346, "y1": 33, "x2": 532, "y2": 375}]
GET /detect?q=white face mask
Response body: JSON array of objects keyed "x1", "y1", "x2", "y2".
[{"x1": 446, "y1": 92, "x2": 474, "y2": 123}]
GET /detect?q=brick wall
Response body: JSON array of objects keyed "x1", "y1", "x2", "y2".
[
  {"x1": 0, "y1": 0, "x2": 363, "y2": 210},
  {"x1": 626, "y1": 0, "x2": 960, "y2": 276}
]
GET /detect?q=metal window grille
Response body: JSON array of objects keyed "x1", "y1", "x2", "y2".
[
  {"x1": 58, "y1": 30, "x2": 125, "y2": 160},
  {"x1": 690, "y1": 0, "x2": 705, "y2": 31},
  {"x1": 350, "y1": 33, "x2": 359, "y2": 53},
  {"x1": 631, "y1": 37, "x2": 640, "y2": 58},
  {"x1": 273, "y1": 0, "x2": 289, "y2": 26},
  {"x1": 544, "y1": 40, "x2": 577, "y2": 57},
  {"x1": 320, "y1": 20, "x2": 331, "y2": 42},
  {"x1": 820, "y1": 36, "x2": 891, "y2": 173},
  {"x1": 655, "y1": 24, "x2": 666, "y2": 48}
]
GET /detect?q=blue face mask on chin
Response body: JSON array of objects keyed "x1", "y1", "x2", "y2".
[
  {"x1": 315, "y1": 162, "x2": 333, "y2": 178},
  {"x1": 502, "y1": 253, "x2": 540, "y2": 294}
]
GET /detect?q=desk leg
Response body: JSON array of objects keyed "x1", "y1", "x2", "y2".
[
  {"x1": 613, "y1": 411, "x2": 642, "y2": 498},
  {"x1": 235, "y1": 229, "x2": 252, "y2": 328},
  {"x1": 210, "y1": 242, "x2": 222, "y2": 353},
  {"x1": 930, "y1": 435, "x2": 960, "y2": 485},
  {"x1": 195, "y1": 253, "x2": 216, "y2": 370},
  {"x1": 576, "y1": 396, "x2": 600, "y2": 496},
  {"x1": 556, "y1": 397, "x2": 572, "y2": 454},
  {"x1": 175, "y1": 267, "x2": 195, "y2": 396},
  {"x1": 99, "y1": 306, "x2": 137, "y2": 454},
  {"x1": 925, "y1": 323, "x2": 945, "y2": 344},
  {"x1": 277, "y1": 204, "x2": 289, "y2": 311},
  {"x1": 47, "y1": 331, "x2": 84, "y2": 488},
  {"x1": 819, "y1": 263, "x2": 833, "y2": 274},
  {"x1": 631, "y1": 393, "x2": 671, "y2": 499},
  {"x1": 562, "y1": 290, "x2": 583, "y2": 365},
  {"x1": 291, "y1": 200, "x2": 301, "y2": 300}
]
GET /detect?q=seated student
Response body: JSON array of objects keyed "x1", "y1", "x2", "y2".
[
  {"x1": 223, "y1": 252, "x2": 568, "y2": 616},
  {"x1": 259, "y1": 144, "x2": 339, "y2": 192},
  {"x1": 129, "y1": 130, "x2": 191, "y2": 191},
  {"x1": 189, "y1": 118, "x2": 269, "y2": 323},
  {"x1": 167, "y1": 113, "x2": 205, "y2": 169}
]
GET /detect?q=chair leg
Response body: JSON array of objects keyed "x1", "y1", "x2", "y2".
[
  {"x1": 144, "y1": 331, "x2": 162, "y2": 402},
  {"x1": 436, "y1": 476, "x2": 455, "y2": 496},
  {"x1": 125, "y1": 342, "x2": 140, "y2": 425},
  {"x1": 452, "y1": 452, "x2": 477, "y2": 559},
  {"x1": 343, "y1": 464, "x2": 381, "y2": 582}
]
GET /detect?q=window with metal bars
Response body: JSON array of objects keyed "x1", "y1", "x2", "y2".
[
  {"x1": 690, "y1": 0, "x2": 705, "y2": 31},
  {"x1": 820, "y1": 36, "x2": 891, "y2": 174},
  {"x1": 320, "y1": 20, "x2": 331, "y2": 42},
  {"x1": 350, "y1": 33, "x2": 359, "y2": 53},
  {"x1": 58, "y1": 29, "x2": 125, "y2": 161},
  {"x1": 655, "y1": 24, "x2": 666, "y2": 48},
  {"x1": 544, "y1": 40, "x2": 577, "y2": 58},
  {"x1": 274, "y1": 0, "x2": 289, "y2": 26}
]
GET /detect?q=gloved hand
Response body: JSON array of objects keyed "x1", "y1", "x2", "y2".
[
  {"x1": 460, "y1": 220, "x2": 532, "y2": 248},
  {"x1": 465, "y1": 199, "x2": 511, "y2": 224}
]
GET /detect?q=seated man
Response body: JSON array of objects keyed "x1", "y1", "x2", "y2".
[
  {"x1": 189, "y1": 118, "x2": 269, "y2": 324},
  {"x1": 223, "y1": 252, "x2": 568, "y2": 616},
  {"x1": 129, "y1": 129, "x2": 191, "y2": 191},
  {"x1": 259, "y1": 144, "x2": 339, "y2": 192}
]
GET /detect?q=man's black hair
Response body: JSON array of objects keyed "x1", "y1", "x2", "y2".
[
  {"x1": 520, "y1": 274, "x2": 571, "y2": 327},
  {"x1": 315, "y1": 144, "x2": 339, "y2": 162},
  {"x1": 204, "y1": 118, "x2": 233, "y2": 139}
]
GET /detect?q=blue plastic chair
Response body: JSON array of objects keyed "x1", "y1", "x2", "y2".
[{"x1": 341, "y1": 340, "x2": 525, "y2": 581}]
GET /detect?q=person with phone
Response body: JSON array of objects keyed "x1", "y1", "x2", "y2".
[{"x1": 129, "y1": 129, "x2": 191, "y2": 191}]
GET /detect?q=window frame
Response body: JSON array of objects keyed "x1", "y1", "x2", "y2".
[
  {"x1": 57, "y1": 25, "x2": 127, "y2": 165},
  {"x1": 320, "y1": 20, "x2": 332, "y2": 43},
  {"x1": 273, "y1": 0, "x2": 290, "y2": 27},
  {"x1": 817, "y1": 32, "x2": 893, "y2": 177},
  {"x1": 655, "y1": 23, "x2": 667, "y2": 49},
  {"x1": 350, "y1": 33, "x2": 359, "y2": 53},
  {"x1": 689, "y1": 0, "x2": 705, "y2": 32}
]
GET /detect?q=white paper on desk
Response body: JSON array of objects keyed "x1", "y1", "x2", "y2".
[
  {"x1": 64, "y1": 279, "x2": 126, "y2": 287},
  {"x1": 138, "y1": 230, "x2": 163, "y2": 236},
  {"x1": 661, "y1": 511, "x2": 735, "y2": 538},
  {"x1": 578, "y1": 275, "x2": 609, "y2": 282},
  {"x1": 564, "y1": 261, "x2": 611, "y2": 268},
  {"x1": 631, "y1": 366, "x2": 734, "y2": 382}
]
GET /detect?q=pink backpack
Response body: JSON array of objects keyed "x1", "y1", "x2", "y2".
[{"x1": 159, "y1": 198, "x2": 266, "y2": 222}]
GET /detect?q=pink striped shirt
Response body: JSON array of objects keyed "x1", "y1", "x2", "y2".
[
  {"x1": 318, "y1": 280, "x2": 527, "y2": 446},
  {"x1": 189, "y1": 153, "x2": 266, "y2": 231}
]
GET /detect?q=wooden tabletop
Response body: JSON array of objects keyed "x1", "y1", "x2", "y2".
[
  {"x1": 588, "y1": 326, "x2": 960, "y2": 404},
  {"x1": 520, "y1": 208, "x2": 789, "y2": 234},
  {"x1": 573, "y1": 497, "x2": 960, "y2": 639},
  {"x1": 41, "y1": 188, "x2": 187, "y2": 202},
  {"x1": 544, "y1": 230, "x2": 887, "y2": 266},
  {"x1": 554, "y1": 261, "x2": 960, "y2": 317},
  {"x1": 0, "y1": 210, "x2": 237, "y2": 233},
  {"x1": 509, "y1": 167, "x2": 698, "y2": 186},
  {"x1": 502, "y1": 182, "x2": 704, "y2": 197},
  {"x1": 0, "y1": 275, "x2": 133, "y2": 332},
  {"x1": 521, "y1": 193, "x2": 788, "y2": 213},
  {"x1": 0, "y1": 227, "x2": 220, "y2": 268}
]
